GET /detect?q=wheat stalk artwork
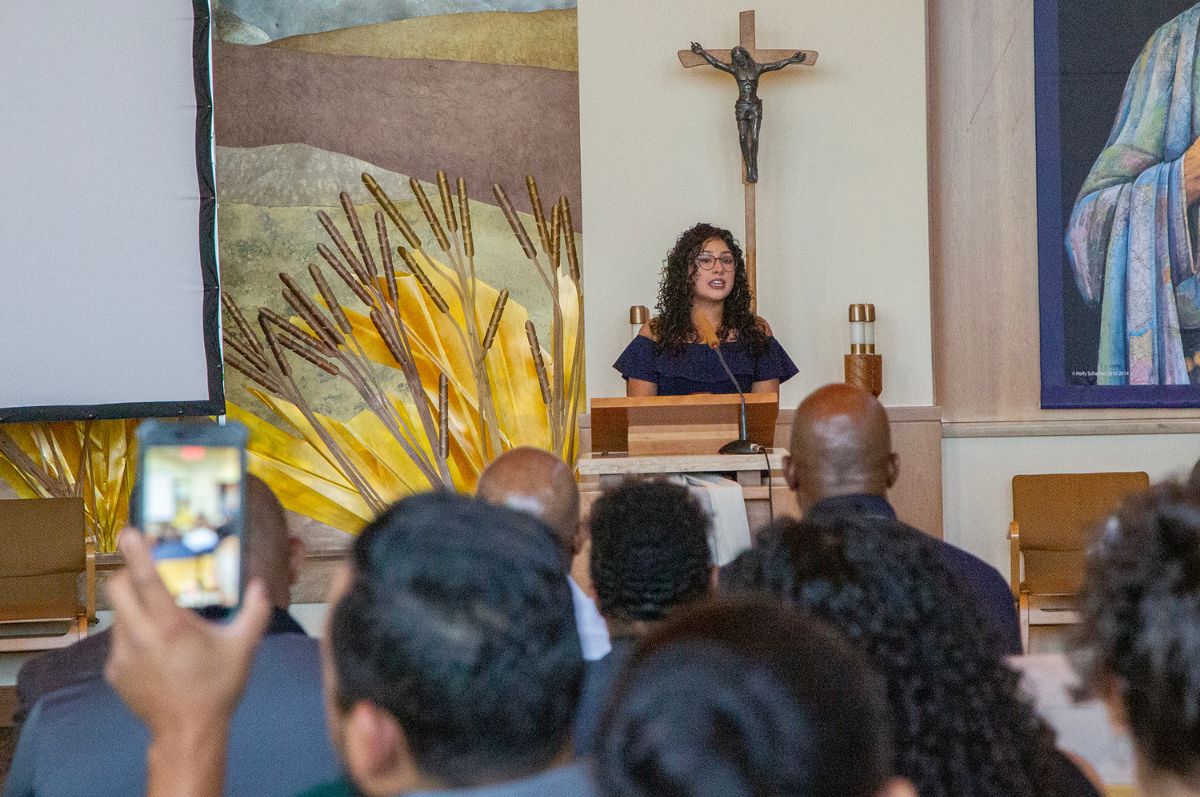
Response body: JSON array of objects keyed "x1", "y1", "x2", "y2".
[
  {"x1": 0, "y1": 420, "x2": 137, "y2": 552},
  {"x1": 223, "y1": 171, "x2": 584, "y2": 531}
]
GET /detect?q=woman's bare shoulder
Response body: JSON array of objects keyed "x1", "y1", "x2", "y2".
[
  {"x1": 754, "y1": 316, "x2": 774, "y2": 336},
  {"x1": 638, "y1": 320, "x2": 659, "y2": 341}
]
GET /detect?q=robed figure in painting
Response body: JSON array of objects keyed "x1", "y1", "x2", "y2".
[{"x1": 1066, "y1": 3, "x2": 1200, "y2": 385}]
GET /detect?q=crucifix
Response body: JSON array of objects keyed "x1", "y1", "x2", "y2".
[{"x1": 678, "y1": 10, "x2": 817, "y2": 309}]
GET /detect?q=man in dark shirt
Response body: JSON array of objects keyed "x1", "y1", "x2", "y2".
[
  {"x1": 3, "y1": 477, "x2": 336, "y2": 797},
  {"x1": 780, "y1": 383, "x2": 1022, "y2": 656}
]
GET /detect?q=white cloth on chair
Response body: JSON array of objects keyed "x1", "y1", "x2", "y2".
[{"x1": 671, "y1": 473, "x2": 753, "y2": 566}]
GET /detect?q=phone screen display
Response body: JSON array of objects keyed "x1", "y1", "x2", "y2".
[{"x1": 140, "y1": 444, "x2": 243, "y2": 609}]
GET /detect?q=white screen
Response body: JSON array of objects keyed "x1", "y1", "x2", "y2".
[{"x1": 0, "y1": 0, "x2": 218, "y2": 417}]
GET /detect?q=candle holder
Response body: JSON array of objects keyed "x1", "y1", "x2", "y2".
[
  {"x1": 844, "y1": 303, "x2": 882, "y2": 397},
  {"x1": 629, "y1": 305, "x2": 649, "y2": 340}
]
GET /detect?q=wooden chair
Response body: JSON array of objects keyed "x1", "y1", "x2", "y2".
[
  {"x1": 0, "y1": 497, "x2": 95, "y2": 652},
  {"x1": 1010, "y1": 472, "x2": 1149, "y2": 652}
]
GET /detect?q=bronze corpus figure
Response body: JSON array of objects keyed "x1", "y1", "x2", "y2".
[{"x1": 689, "y1": 42, "x2": 807, "y2": 183}]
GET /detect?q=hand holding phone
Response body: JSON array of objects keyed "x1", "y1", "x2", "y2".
[
  {"x1": 132, "y1": 420, "x2": 248, "y2": 609},
  {"x1": 106, "y1": 527, "x2": 271, "y2": 797}
]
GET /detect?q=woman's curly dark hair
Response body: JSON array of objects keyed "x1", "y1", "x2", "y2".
[
  {"x1": 651, "y1": 223, "x2": 767, "y2": 355},
  {"x1": 1072, "y1": 481, "x2": 1200, "y2": 785},
  {"x1": 724, "y1": 514, "x2": 1069, "y2": 797}
]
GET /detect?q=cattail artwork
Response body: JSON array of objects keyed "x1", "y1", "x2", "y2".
[{"x1": 222, "y1": 169, "x2": 584, "y2": 509}]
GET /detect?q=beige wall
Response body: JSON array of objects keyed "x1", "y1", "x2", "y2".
[
  {"x1": 943, "y1": 434, "x2": 1200, "y2": 578},
  {"x1": 577, "y1": 0, "x2": 933, "y2": 408}
]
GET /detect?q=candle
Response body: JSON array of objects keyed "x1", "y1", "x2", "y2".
[
  {"x1": 849, "y1": 304, "x2": 866, "y2": 353},
  {"x1": 629, "y1": 305, "x2": 649, "y2": 340},
  {"x1": 849, "y1": 304, "x2": 877, "y2": 354}
]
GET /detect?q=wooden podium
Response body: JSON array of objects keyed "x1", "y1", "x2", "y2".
[{"x1": 590, "y1": 394, "x2": 779, "y2": 456}]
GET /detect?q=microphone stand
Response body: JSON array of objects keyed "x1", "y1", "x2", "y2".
[{"x1": 710, "y1": 341, "x2": 764, "y2": 455}]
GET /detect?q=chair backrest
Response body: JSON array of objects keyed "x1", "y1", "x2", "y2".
[
  {"x1": 0, "y1": 498, "x2": 87, "y2": 624},
  {"x1": 1012, "y1": 472, "x2": 1149, "y2": 595},
  {"x1": 1012, "y1": 472, "x2": 1149, "y2": 551}
]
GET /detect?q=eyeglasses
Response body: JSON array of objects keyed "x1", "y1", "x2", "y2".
[{"x1": 695, "y1": 254, "x2": 735, "y2": 271}]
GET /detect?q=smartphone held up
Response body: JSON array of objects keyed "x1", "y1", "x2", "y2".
[{"x1": 133, "y1": 420, "x2": 248, "y2": 610}]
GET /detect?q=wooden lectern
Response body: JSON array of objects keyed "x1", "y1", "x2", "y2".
[
  {"x1": 590, "y1": 394, "x2": 779, "y2": 456},
  {"x1": 575, "y1": 394, "x2": 789, "y2": 596}
]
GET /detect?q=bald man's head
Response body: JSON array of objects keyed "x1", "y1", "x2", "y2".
[
  {"x1": 784, "y1": 383, "x2": 898, "y2": 511},
  {"x1": 476, "y1": 447, "x2": 581, "y2": 567},
  {"x1": 244, "y1": 474, "x2": 303, "y2": 608}
]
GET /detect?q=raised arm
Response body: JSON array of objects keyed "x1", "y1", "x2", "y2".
[
  {"x1": 690, "y1": 42, "x2": 735, "y2": 75},
  {"x1": 105, "y1": 529, "x2": 272, "y2": 797},
  {"x1": 759, "y1": 51, "x2": 807, "y2": 74}
]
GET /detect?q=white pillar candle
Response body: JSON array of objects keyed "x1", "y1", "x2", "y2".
[{"x1": 849, "y1": 304, "x2": 867, "y2": 353}]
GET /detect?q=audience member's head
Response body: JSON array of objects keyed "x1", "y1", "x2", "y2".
[
  {"x1": 477, "y1": 446, "x2": 582, "y2": 568},
  {"x1": 243, "y1": 474, "x2": 304, "y2": 608},
  {"x1": 1073, "y1": 482, "x2": 1200, "y2": 792},
  {"x1": 326, "y1": 491, "x2": 583, "y2": 794},
  {"x1": 725, "y1": 514, "x2": 1067, "y2": 797},
  {"x1": 784, "y1": 383, "x2": 898, "y2": 511},
  {"x1": 588, "y1": 479, "x2": 712, "y2": 631},
  {"x1": 595, "y1": 598, "x2": 915, "y2": 797}
]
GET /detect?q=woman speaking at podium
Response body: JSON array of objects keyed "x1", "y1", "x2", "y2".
[{"x1": 614, "y1": 222, "x2": 797, "y2": 396}]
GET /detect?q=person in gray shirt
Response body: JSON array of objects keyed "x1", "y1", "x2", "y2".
[{"x1": 3, "y1": 477, "x2": 335, "y2": 797}]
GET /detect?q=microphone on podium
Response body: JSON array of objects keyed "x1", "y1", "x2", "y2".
[{"x1": 696, "y1": 313, "x2": 764, "y2": 455}]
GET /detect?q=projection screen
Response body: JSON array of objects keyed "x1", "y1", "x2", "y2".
[{"x1": 0, "y1": 0, "x2": 222, "y2": 422}]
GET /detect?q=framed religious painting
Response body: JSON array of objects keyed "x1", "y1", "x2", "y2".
[{"x1": 1035, "y1": 0, "x2": 1200, "y2": 407}]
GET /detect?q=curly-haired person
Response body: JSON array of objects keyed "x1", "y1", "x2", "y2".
[
  {"x1": 612, "y1": 222, "x2": 797, "y2": 396},
  {"x1": 723, "y1": 513, "x2": 1100, "y2": 797},
  {"x1": 1072, "y1": 481, "x2": 1200, "y2": 797},
  {"x1": 573, "y1": 478, "x2": 714, "y2": 753}
]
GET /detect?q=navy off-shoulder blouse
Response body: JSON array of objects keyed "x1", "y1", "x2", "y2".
[{"x1": 613, "y1": 335, "x2": 798, "y2": 395}]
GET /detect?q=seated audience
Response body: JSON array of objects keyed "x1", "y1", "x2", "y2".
[
  {"x1": 574, "y1": 479, "x2": 713, "y2": 753},
  {"x1": 595, "y1": 598, "x2": 916, "y2": 797},
  {"x1": 98, "y1": 491, "x2": 593, "y2": 797},
  {"x1": 476, "y1": 446, "x2": 610, "y2": 661},
  {"x1": 11, "y1": 476, "x2": 303, "y2": 726},
  {"x1": 2, "y1": 477, "x2": 335, "y2": 797},
  {"x1": 1072, "y1": 481, "x2": 1200, "y2": 797},
  {"x1": 725, "y1": 513, "x2": 1098, "y2": 797},
  {"x1": 783, "y1": 383, "x2": 1022, "y2": 655}
]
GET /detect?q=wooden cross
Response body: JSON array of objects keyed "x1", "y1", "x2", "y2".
[{"x1": 678, "y1": 10, "x2": 817, "y2": 310}]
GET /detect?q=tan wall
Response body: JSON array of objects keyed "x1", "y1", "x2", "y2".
[{"x1": 577, "y1": 0, "x2": 933, "y2": 409}]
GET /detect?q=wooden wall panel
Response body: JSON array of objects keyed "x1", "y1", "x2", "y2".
[{"x1": 927, "y1": 0, "x2": 1199, "y2": 424}]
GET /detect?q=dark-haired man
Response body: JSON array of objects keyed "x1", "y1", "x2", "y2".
[
  {"x1": 573, "y1": 478, "x2": 714, "y2": 753},
  {"x1": 782, "y1": 383, "x2": 1021, "y2": 656},
  {"x1": 98, "y1": 492, "x2": 594, "y2": 797},
  {"x1": 476, "y1": 447, "x2": 610, "y2": 661}
]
